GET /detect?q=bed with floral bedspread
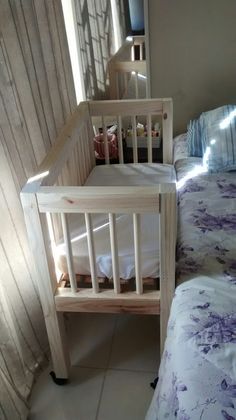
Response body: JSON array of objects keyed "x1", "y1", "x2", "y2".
[{"x1": 146, "y1": 133, "x2": 236, "y2": 420}]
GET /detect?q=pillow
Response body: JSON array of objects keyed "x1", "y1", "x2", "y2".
[
  {"x1": 187, "y1": 118, "x2": 203, "y2": 157},
  {"x1": 200, "y1": 105, "x2": 236, "y2": 172}
]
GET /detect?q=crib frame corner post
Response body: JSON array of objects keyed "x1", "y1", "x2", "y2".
[
  {"x1": 162, "y1": 99, "x2": 173, "y2": 164},
  {"x1": 108, "y1": 60, "x2": 118, "y2": 99},
  {"x1": 159, "y1": 184, "x2": 176, "y2": 354},
  {"x1": 20, "y1": 187, "x2": 70, "y2": 380}
]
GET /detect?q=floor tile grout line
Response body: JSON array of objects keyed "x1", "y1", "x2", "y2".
[
  {"x1": 95, "y1": 315, "x2": 118, "y2": 420},
  {"x1": 94, "y1": 367, "x2": 157, "y2": 420},
  {"x1": 71, "y1": 365, "x2": 105, "y2": 371},
  {"x1": 94, "y1": 369, "x2": 107, "y2": 420},
  {"x1": 106, "y1": 367, "x2": 158, "y2": 374}
]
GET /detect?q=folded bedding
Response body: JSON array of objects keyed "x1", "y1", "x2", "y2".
[
  {"x1": 187, "y1": 104, "x2": 236, "y2": 172},
  {"x1": 56, "y1": 163, "x2": 176, "y2": 279}
]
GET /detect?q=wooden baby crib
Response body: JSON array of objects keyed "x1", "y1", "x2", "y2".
[{"x1": 20, "y1": 98, "x2": 176, "y2": 383}]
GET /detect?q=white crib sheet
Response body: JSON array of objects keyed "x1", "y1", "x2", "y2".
[{"x1": 56, "y1": 163, "x2": 176, "y2": 279}]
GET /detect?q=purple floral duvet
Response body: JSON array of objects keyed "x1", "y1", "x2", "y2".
[{"x1": 146, "y1": 136, "x2": 236, "y2": 419}]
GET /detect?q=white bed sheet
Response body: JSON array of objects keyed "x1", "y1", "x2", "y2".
[{"x1": 56, "y1": 163, "x2": 176, "y2": 279}]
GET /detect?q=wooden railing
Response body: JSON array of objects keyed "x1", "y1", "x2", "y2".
[{"x1": 20, "y1": 98, "x2": 175, "y2": 380}]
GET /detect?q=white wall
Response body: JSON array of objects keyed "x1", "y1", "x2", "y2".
[{"x1": 148, "y1": 0, "x2": 236, "y2": 134}]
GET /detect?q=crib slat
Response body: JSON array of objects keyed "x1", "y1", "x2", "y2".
[
  {"x1": 147, "y1": 114, "x2": 152, "y2": 163},
  {"x1": 87, "y1": 119, "x2": 96, "y2": 170},
  {"x1": 145, "y1": 81, "x2": 148, "y2": 99},
  {"x1": 131, "y1": 115, "x2": 138, "y2": 163},
  {"x1": 140, "y1": 43, "x2": 143, "y2": 61},
  {"x1": 61, "y1": 213, "x2": 77, "y2": 293},
  {"x1": 117, "y1": 115, "x2": 124, "y2": 163},
  {"x1": 84, "y1": 123, "x2": 92, "y2": 173},
  {"x1": 133, "y1": 213, "x2": 142, "y2": 294},
  {"x1": 131, "y1": 44, "x2": 135, "y2": 61},
  {"x1": 78, "y1": 132, "x2": 85, "y2": 184},
  {"x1": 102, "y1": 116, "x2": 110, "y2": 164},
  {"x1": 75, "y1": 141, "x2": 83, "y2": 186},
  {"x1": 109, "y1": 213, "x2": 120, "y2": 294},
  {"x1": 115, "y1": 71, "x2": 120, "y2": 99},
  {"x1": 124, "y1": 73, "x2": 128, "y2": 96},
  {"x1": 83, "y1": 124, "x2": 91, "y2": 178},
  {"x1": 81, "y1": 126, "x2": 88, "y2": 181},
  {"x1": 84, "y1": 213, "x2": 99, "y2": 293},
  {"x1": 134, "y1": 72, "x2": 139, "y2": 99}
]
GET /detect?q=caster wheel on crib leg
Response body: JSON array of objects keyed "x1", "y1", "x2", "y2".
[
  {"x1": 50, "y1": 371, "x2": 68, "y2": 385},
  {"x1": 150, "y1": 377, "x2": 159, "y2": 390}
]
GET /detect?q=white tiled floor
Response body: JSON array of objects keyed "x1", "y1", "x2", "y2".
[{"x1": 28, "y1": 313, "x2": 160, "y2": 420}]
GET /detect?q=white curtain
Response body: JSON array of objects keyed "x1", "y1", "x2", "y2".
[{"x1": 0, "y1": 0, "x2": 76, "y2": 418}]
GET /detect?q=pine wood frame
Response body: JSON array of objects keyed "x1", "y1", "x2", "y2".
[{"x1": 21, "y1": 98, "x2": 175, "y2": 380}]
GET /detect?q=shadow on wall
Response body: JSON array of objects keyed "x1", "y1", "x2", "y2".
[{"x1": 74, "y1": 0, "x2": 125, "y2": 100}]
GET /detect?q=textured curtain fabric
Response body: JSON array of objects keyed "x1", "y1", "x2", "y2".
[{"x1": 0, "y1": 0, "x2": 76, "y2": 418}]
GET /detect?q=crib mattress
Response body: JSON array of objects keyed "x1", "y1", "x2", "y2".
[{"x1": 56, "y1": 163, "x2": 176, "y2": 279}]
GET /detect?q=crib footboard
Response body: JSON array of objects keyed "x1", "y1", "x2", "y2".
[{"x1": 21, "y1": 98, "x2": 175, "y2": 380}]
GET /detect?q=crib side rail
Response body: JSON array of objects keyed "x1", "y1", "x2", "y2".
[
  {"x1": 36, "y1": 185, "x2": 160, "y2": 213},
  {"x1": 27, "y1": 101, "x2": 95, "y2": 188}
]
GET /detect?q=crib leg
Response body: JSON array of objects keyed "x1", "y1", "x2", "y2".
[
  {"x1": 45, "y1": 311, "x2": 70, "y2": 382},
  {"x1": 150, "y1": 377, "x2": 159, "y2": 390},
  {"x1": 50, "y1": 371, "x2": 68, "y2": 385}
]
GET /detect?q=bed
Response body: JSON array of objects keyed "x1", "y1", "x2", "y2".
[
  {"x1": 146, "y1": 107, "x2": 236, "y2": 419},
  {"x1": 108, "y1": 36, "x2": 147, "y2": 100},
  {"x1": 20, "y1": 98, "x2": 176, "y2": 383}
]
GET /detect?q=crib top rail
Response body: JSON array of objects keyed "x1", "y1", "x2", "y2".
[
  {"x1": 36, "y1": 184, "x2": 175, "y2": 214},
  {"x1": 88, "y1": 98, "x2": 169, "y2": 116}
]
